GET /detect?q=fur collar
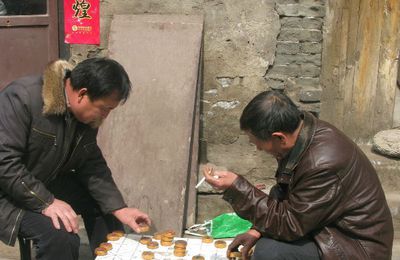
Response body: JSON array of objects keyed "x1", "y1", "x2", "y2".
[{"x1": 42, "y1": 60, "x2": 74, "y2": 116}]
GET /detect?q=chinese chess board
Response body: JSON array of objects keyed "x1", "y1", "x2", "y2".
[{"x1": 95, "y1": 234, "x2": 232, "y2": 260}]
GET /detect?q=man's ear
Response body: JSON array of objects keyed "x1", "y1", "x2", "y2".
[
  {"x1": 77, "y1": 88, "x2": 88, "y2": 102},
  {"x1": 271, "y1": 132, "x2": 288, "y2": 145}
]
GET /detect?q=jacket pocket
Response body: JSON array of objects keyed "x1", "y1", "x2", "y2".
[
  {"x1": 31, "y1": 128, "x2": 56, "y2": 147},
  {"x1": 27, "y1": 128, "x2": 57, "y2": 166}
]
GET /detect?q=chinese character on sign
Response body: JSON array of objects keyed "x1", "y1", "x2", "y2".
[
  {"x1": 72, "y1": 0, "x2": 92, "y2": 19},
  {"x1": 64, "y1": 0, "x2": 99, "y2": 44}
]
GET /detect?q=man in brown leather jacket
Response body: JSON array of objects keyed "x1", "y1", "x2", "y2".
[
  {"x1": 204, "y1": 91, "x2": 393, "y2": 260},
  {"x1": 0, "y1": 58, "x2": 151, "y2": 259}
]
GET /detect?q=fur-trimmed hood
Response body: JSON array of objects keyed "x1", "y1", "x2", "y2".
[{"x1": 42, "y1": 60, "x2": 74, "y2": 116}]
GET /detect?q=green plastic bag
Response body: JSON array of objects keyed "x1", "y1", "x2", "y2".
[{"x1": 210, "y1": 213, "x2": 252, "y2": 239}]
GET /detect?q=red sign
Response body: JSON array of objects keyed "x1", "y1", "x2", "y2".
[{"x1": 64, "y1": 0, "x2": 100, "y2": 45}]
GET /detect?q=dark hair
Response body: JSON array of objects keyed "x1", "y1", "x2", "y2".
[
  {"x1": 240, "y1": 90, "x2": 302, "y2": 140},
  {"x1": 68, "y1": 58, "x2": 131, "y2": 103}
]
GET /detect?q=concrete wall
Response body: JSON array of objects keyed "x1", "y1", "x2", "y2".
[{"x1": 68, "y1": 0, "x2": 326, "y2": 223}]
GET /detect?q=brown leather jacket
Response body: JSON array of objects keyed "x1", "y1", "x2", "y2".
[
  {"x1": 0, "y1": 61, "x2": 126, "y2": 246},
  {"x1": 223, "y1": 112, "x2": 393, "y2": 259}
]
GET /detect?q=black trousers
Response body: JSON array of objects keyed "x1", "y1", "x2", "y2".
[
  {"x1": 18, "y1": 174, "x2": 123, "y2": 260},
  {"x1": 252, "y1": 237, "x2": 321, "y2": 260}
]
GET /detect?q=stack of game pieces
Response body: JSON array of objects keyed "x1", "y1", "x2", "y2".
[
  {"x1": 160, "y1": 230, "x2": 175, "y2": 246},
  {"x1": 173, "y1": 239, "x2": 187, "y2": 257},
  {"x1": 94, "y1": 230, "x2": 124, "y2": 256},
  {"x1": 228, "y1": 251, "x2": 242, "y2": 260}
]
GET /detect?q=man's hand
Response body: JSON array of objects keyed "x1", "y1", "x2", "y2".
[
  {"x1": 227, "y1": 229, "x2": 261, "y2": 260},
  {"x1": 42, "y1": 198, "x2": 79, "y2": 233},
  {"x1": 112, "y1": 207, "x2": 151, "y2": 233},
  {"x1": 203, "y1": 164, "x2": 238, "y2": 191}
]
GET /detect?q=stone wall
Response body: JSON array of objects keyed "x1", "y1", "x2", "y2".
[
  {"x1": 266, "y1": 0, "x2": 325, "y2": 115},
  {"x1": 68, "y1": 0, "x2": 326, "y2": 223}
]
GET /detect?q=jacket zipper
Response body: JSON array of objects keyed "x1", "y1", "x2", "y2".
[
  {"x1": 43, "y1": 129, "x2": 85, "y2": 184},
  {"x1": 21, "y1": 181, "x2": 50, "y2": 206},
  {"x1": 67, "y1": 132, "x2": 85, "y2": 162},
  {"x1": 8, "y1": 209, "x2": 23, "y2": 245},
  {"x1": 32, "y1": 127, "x2": 57, "y2": 146},
  {"x1": 43, "y1": 118, "x2": 73, "y2": 184}
]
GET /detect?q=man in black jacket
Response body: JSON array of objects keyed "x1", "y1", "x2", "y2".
[{"x1": 0, "y1": 58, "x2": 150, "y2": 259}]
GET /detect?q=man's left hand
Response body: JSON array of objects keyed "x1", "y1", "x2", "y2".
[
  {"x1": 112, "y1": 207, "x2": 151, "y2": 233},
  {"x1": 227, "y1": 229, "x2": 261, "y2": 260}
]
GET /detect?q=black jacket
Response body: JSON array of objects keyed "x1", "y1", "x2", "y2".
[
  {"x1": 224, "y1": 112, "x2": 393, "y2": 259},
  {"x1": 0, "y1": 60, "x2": 126, "y2": 246}
]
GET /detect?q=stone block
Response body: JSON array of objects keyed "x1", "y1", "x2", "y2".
[
  {"x1": 289, "y1": 77, "x2": 320, "y2": 87},
  {"x1": 268, "y1": 64, "x2": 301, "y2": 77},
  {"x1": 275, "y1": 53, "x2": 321, "y2": 65},
  {"x1": 281, "y1": 17, "x2": 323, "y2": 29},
  {"x1": 300, "y1": 42, "x2": 322, "y2": 53},
  {"x1": 278, "y1": 29, "x2": 322, "y2": 42},
  {"x1": 300, "y1": 63, "x2": 320, "y2": 77},
  {"x1": 299, "y1": 87, "x2": 322, "y2": 102},
  {"x1": 276, "y1": 4, "x2": 326, "y2": 17},
  {"x1": 276, "y1": 41, "x2": 300, "y2": 54},
  {"x1": 266, "y1": 78, "x2": 286, "y2": 90},
  {"x1": 265, "y1": 72, "x2": 288, "y2": 81}
]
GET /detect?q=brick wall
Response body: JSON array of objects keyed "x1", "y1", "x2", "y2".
[{"x1": 265, "y1": 0, "x2": 325, "y2": 116}]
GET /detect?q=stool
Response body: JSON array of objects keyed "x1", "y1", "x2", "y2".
[{"x1": 18, "y1": 235, "x2": 32, "y2": 260}]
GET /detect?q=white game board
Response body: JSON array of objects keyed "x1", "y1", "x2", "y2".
[{"x1": 95, "y1": 234, "x2": 232, "y2": 260}]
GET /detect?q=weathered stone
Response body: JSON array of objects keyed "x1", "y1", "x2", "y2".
[
  {"x1": 266, "y1": 78, "x2": 285, "y2": 90},
  {"x1": 203, "y1": 0, "x2": 280, "y2": 77},
  {"x1": 265, "y1": 72, "x2": 288, "y2": 81},
  {"x1": 278, "y1": 29, "x2": 323, "y2": 42},
  {"x1": 268, "y1": 64, "x2": 301, "y2": 77},
  {"x1": 289, "y1": 77, "x2": 320, "y2": 87},
  {"x1": 276, "y1": 4, "x2": 326, "y2": 18},
  {"x1": 373, "y1": 129, "x2": 400, "y2": 158},
  {"x1": 299, "y1": 87, "x2": 322, "y2": 102},
  {"x1": 300, "y1": 63, "x2": 320, "y2": 77},
  {"x1": 276, "y1": 41, "x2": 300, "y2": 54},
  {"x1": 197, "y1": 195, "x2": 234, "y2": 223},
  {"x1": 275, "y1": 53, "x2": 321, "y2": 65},
  {"x1": 300, "y1": 42, "x2": 322, "y2": 53},
  {"x1": 276, "y1": 0, "x2": 325, "y2": 4},
  {"x1": 206, "y1": 135, "x2": 278, "y2": 184},
  {"x1": 281, "y1": 17, "x2": 323, "y2": 29},
  {"x1": 216, "y1": 77, "x2": 234, "y2": 88}
]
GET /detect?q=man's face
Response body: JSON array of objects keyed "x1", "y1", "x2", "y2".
[
  {"x1": 246, "y1": 131, "x2": 288, "y2": 160},
  {"x1": 71, "y1": 89, "x2": 120, "y2": 128}
]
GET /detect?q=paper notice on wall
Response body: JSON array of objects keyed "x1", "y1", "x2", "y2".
[{"x1": 64, "y1": 0, "x2": 100, "y2": 45}]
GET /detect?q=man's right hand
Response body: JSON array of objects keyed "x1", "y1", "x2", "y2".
[
  {"x1": 203, "y1": 164, "x2": 238, "y2": 191},
  {"x1": 227, "y1": 229, "x2": 261, "y2": 260},
  {"x1": 41, "y1": 198, "x2": 79, "y2": 233}
]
